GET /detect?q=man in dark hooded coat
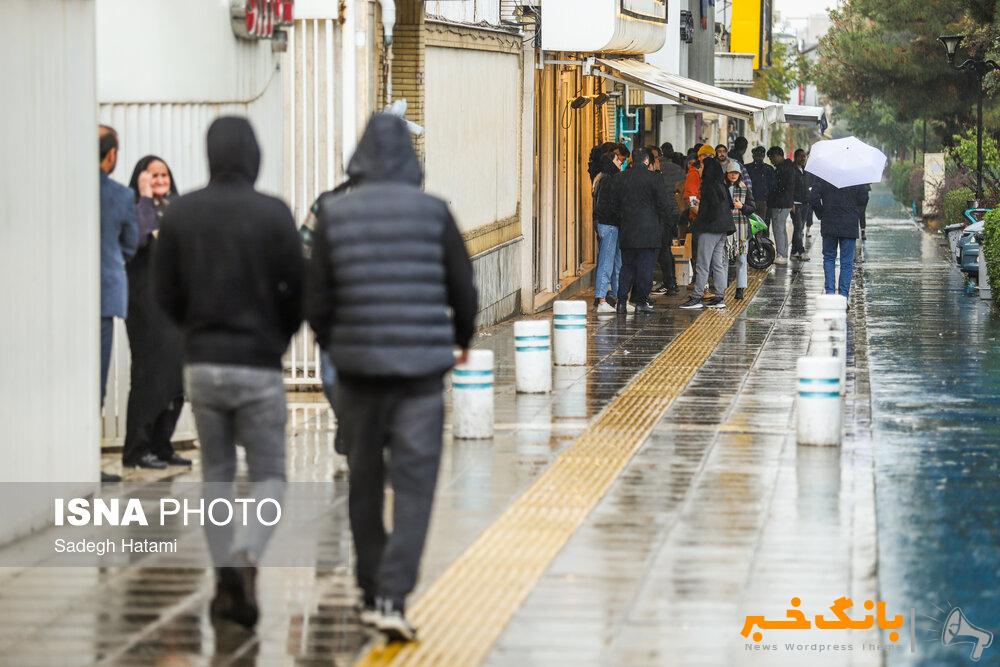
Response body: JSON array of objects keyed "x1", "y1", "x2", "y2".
[
  {"x1": 305, "y1": 113, "x2": 478, "y2": 642},
  {"x1": 154, "y1": 116, "x2": 304, "y2": 629}
]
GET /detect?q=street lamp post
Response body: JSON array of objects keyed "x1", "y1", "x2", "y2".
[{"x1": 938, "y1": 34, "x2": 999, "y2": 205}]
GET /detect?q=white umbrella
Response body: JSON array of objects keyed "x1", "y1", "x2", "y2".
[{"x1": 804, "y1": 136, "x2": 887, "y2": 188}]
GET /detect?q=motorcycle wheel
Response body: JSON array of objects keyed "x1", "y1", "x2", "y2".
[{"x1": 748, "y1": 238, "x2": 775, "y2": 270}]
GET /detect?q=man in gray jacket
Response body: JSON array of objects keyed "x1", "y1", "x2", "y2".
[{"x1": 305, "y1": 113, "x2": 478, "y2": 642}]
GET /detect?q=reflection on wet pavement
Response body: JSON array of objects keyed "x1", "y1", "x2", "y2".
[
  {"x1": 863, "y1": 190, "x2": 1000, "y2": 666},
  {"x1": 3, "y1": 185, "x2": 992, "y2": 666},
  {"x1": 0, "y1": 288, "x2": 706, "y2": 666}
]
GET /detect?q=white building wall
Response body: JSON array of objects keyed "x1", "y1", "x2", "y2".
[
  {"x1": 424, "y1": 46, "x2": 520, "y2": 232},
  {"x1": 1, "y1": 0, "x2": 100, "y2": 540}
]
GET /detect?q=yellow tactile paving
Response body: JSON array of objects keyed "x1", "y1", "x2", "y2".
[{"x1": 358, "y1": 271, "x2": 769, "y2": 667}]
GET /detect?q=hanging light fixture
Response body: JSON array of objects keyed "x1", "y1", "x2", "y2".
[{"x1": 570, "y1": 95, "x2": 592, "y2": 109}]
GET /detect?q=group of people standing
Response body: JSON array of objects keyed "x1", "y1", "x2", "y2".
[
  {"x1": 589, "y1": 135, "x2": 870, "y2": 311},
  {"x1": 98, "y1": 114, "x2": 477, "y2": 642}
]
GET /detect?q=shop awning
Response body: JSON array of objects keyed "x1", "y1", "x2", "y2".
[
  {"x1": 595, "y1": 57, "x2": 785, "y2": 129},
  {"x1": 784, "y1": 104, "x2": 827, "y2": 126}
]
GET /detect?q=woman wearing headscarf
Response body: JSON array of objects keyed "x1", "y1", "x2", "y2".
[
  {"x1": 680, "y1": 158, "x2": 734, "y2": 310},
  {"x1": 122, "y1": 156, "x2": 189, "y2": 470},
  {"x1": 723, "y1": 159, "x2": 756, "y2": 301}
]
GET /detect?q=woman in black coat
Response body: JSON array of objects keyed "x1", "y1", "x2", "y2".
[
  {"x1": 681, "y1": 158, "x2": 734, "y2": 310},
  {"x1": 123, "y1": 156, "x2": 189, "y2": 469}
]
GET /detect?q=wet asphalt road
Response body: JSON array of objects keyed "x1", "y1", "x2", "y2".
[{"x1": 863, "y1": 188, "x2": 1000, "y2": 665}]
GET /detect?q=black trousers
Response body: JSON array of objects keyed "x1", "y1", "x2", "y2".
[
  {"x1": 791, "y1": 205, "x2": 807, "y2": 255},
  {"x1": 336, "y1": 381, "x2": 444, "y2": 604},
  {"x1": 658, "y1": 227, "x2": 677, "y2": 289},
  {"x1": 122, "y1": 399, "x2": 182, "y2": 463},
  {"x1": 618, "y1": 248, "x2": 657, "y2": 306}
]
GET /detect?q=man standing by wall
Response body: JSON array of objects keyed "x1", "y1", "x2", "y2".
[
  {"x1": 656, "y1": 141, "x2": 687, "y2": 296},
  {"x1": 602, "y1": 146, "x2": 676, "y2": 313},
  {"x1": 98, "y1": 125, "x2": 138, "y2": 484},
  {"x1": 305, "y1": 114, "x2": 477, "y2": 642}
]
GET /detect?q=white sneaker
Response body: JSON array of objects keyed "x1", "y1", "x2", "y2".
[
  {"x1": 775, "y1": 256, "x2": 788, "y2": 265},
  {"x1": 596, "y1": 300, "x2": 616, "y2": 314},
  {"x1": 375, "y1": 598, "x2": 417, "y2": 642},
  {"x1": 626, "y1": 301, "x2": 636, "y2": 313}
]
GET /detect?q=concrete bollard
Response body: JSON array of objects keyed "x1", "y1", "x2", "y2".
[
  {"x1": 979, "y1": 250, "x2": 993, "y2": 301},
  {"x1": 811, "y1": 313, "x2": 847, "y2": 394},
  {"x1": 553, "y1": 300, "x2": 588, "y2": 366},
  {"x1": 815, "y1": 293, "x2": 848, "y2": 313},
  {"x1": 797, "y1": 356, "x2": 843, "y2": 446},
  {"x1": 451, "y1": 349, "x2": 494, "y2": 439},
  {"x1": 809, "y1": 332, "x2": 845, "y2": 395},
  {"x1": 514, "y1": 319, "x2": 552, "y2": 393}
]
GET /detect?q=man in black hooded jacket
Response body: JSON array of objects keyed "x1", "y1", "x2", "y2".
[
  {"x1": 154, "y1": 117, "x2": 304, "y2": 629},
  {"x1": 305, "y1": 113, "x2": 477, "y2": 642}
]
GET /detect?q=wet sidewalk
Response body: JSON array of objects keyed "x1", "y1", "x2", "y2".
[{"x1": 4, "y1": 188, "x2": 997, "y2": 666}]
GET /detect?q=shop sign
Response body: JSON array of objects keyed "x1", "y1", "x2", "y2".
[{"x1": 231, "y1": 0, "x2": 295, "y2": 40}]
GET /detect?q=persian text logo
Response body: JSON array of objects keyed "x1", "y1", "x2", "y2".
[{"x1": 741, "y1": 596, "x2": 904, "y2": 643}]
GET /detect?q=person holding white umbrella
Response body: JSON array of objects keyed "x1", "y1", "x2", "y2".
[{"x1": 806, "y1": 137, "x2": 885, "y2": 298}]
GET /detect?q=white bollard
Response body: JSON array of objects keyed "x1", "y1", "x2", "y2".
[
  {"x1": 979, "y1": 250, "x2": 993, "y2": 301},
  {"x1": 797, "y1": 356, "x2": 843, "y2": 446},
  {"x1": 451, "y1": 349, "x2": 494, "y2": 439},
  {"x1": 514, "y1": 320, "x2": 552, "y2": 393},
  {"x1": 815, "y1": 293, "x2": 848, "y2": 313},
  {"x1": 811, "y1": 313, "x2": 847, "y2": 394},
  {"x1": 553, "y1": 300, "x2": 588, "y2": 366},
  {"x1": 809, "y1": 332, "x2": 845, "y2": 395}
]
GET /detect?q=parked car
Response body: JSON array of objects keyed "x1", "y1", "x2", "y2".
[{"x1": 954, "y1": 208, "x2": 993, "y2": 277}]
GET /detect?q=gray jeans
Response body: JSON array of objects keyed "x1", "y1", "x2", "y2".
[
  {"x1": 770, "y1": 207, "x2": 792, "y2": 258},
  {"x1": 184, "y1": 363, "x2": 287, "y2": 565},
  {"x1": 692, "y1": 231, "x2": 729, "y2": 299},
  {"x1": 336, "y1": 381, "x2": 444, "y2": 604}
]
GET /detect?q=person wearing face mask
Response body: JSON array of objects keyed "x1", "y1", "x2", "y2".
[{"x1": 123, "y1": 156, "x2": 189, "y2": 470}]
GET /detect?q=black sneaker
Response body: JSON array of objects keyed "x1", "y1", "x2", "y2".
[
  {"x1": 735, "y1": 288, "x2": 745, "y2": 300},
  {"x1": 374, "y1": 598, "x2": 417, "y2": 642},
  {"x1": 651, "y1": 285, "x2": 669, "y2": 295},
  {"x1": 706, "y1": 296, "x2": 727, "y2": 309},
  {"x1": 101, "y1": 471, "x2": 122, "y2": 483},
  {"x1": 679, "y1": 297, "x2": 704, "y2": 310},
  {"x1": 124, "y1": 453, "x2": 168, "y2": 470},
  {"x1": 667, "y1": 285, "x2": 680, "y2": 296},
  {"x1": 161, "y1": 454, "x2": 193, "y2": 466},
  {"x1": 635, "y1": 302, "x2": 654, "y2": 314},
  {"x1": 211, "y1": 565, "x2": 259, "y2": 629}
]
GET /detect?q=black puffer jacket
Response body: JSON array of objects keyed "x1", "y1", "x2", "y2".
[
  {"x1": 810, "y1": 178, "x2": 870, "y2": 239},
  {"x1": 305, "y1": 114, "x2": 477, "y2": 380},
  {"x1": 154, "y1": 117, "x2": 304, "y2": 369},
  {"x1": 601, "y1": 165, "x2": 676, "y2": 248}
]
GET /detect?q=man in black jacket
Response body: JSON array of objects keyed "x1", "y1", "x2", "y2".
[
  {"x1": 656, "y1": 141, "x2": 686, "y2": 295},
  {"x1": 811, "y1": 177, "x2": 870, "y2": 298},
  {"x1": 767, "y1": 146, "x2": 797, "y2": 264},
  {"x1": 790, "y1": 148, "x2": 814, "y2": 259},
  {"x1": 745, "y1": 146, "x2": 775, "y2": 222},
  {"x1": 155, "y1": 117, "x2": 304, "y2": 629},
  {"x1": 305, "y1": 113, "x2": 477, "y2": 642},
  {"x1": 601, "y1": 146, "x2": 676, "y2": 313}
]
